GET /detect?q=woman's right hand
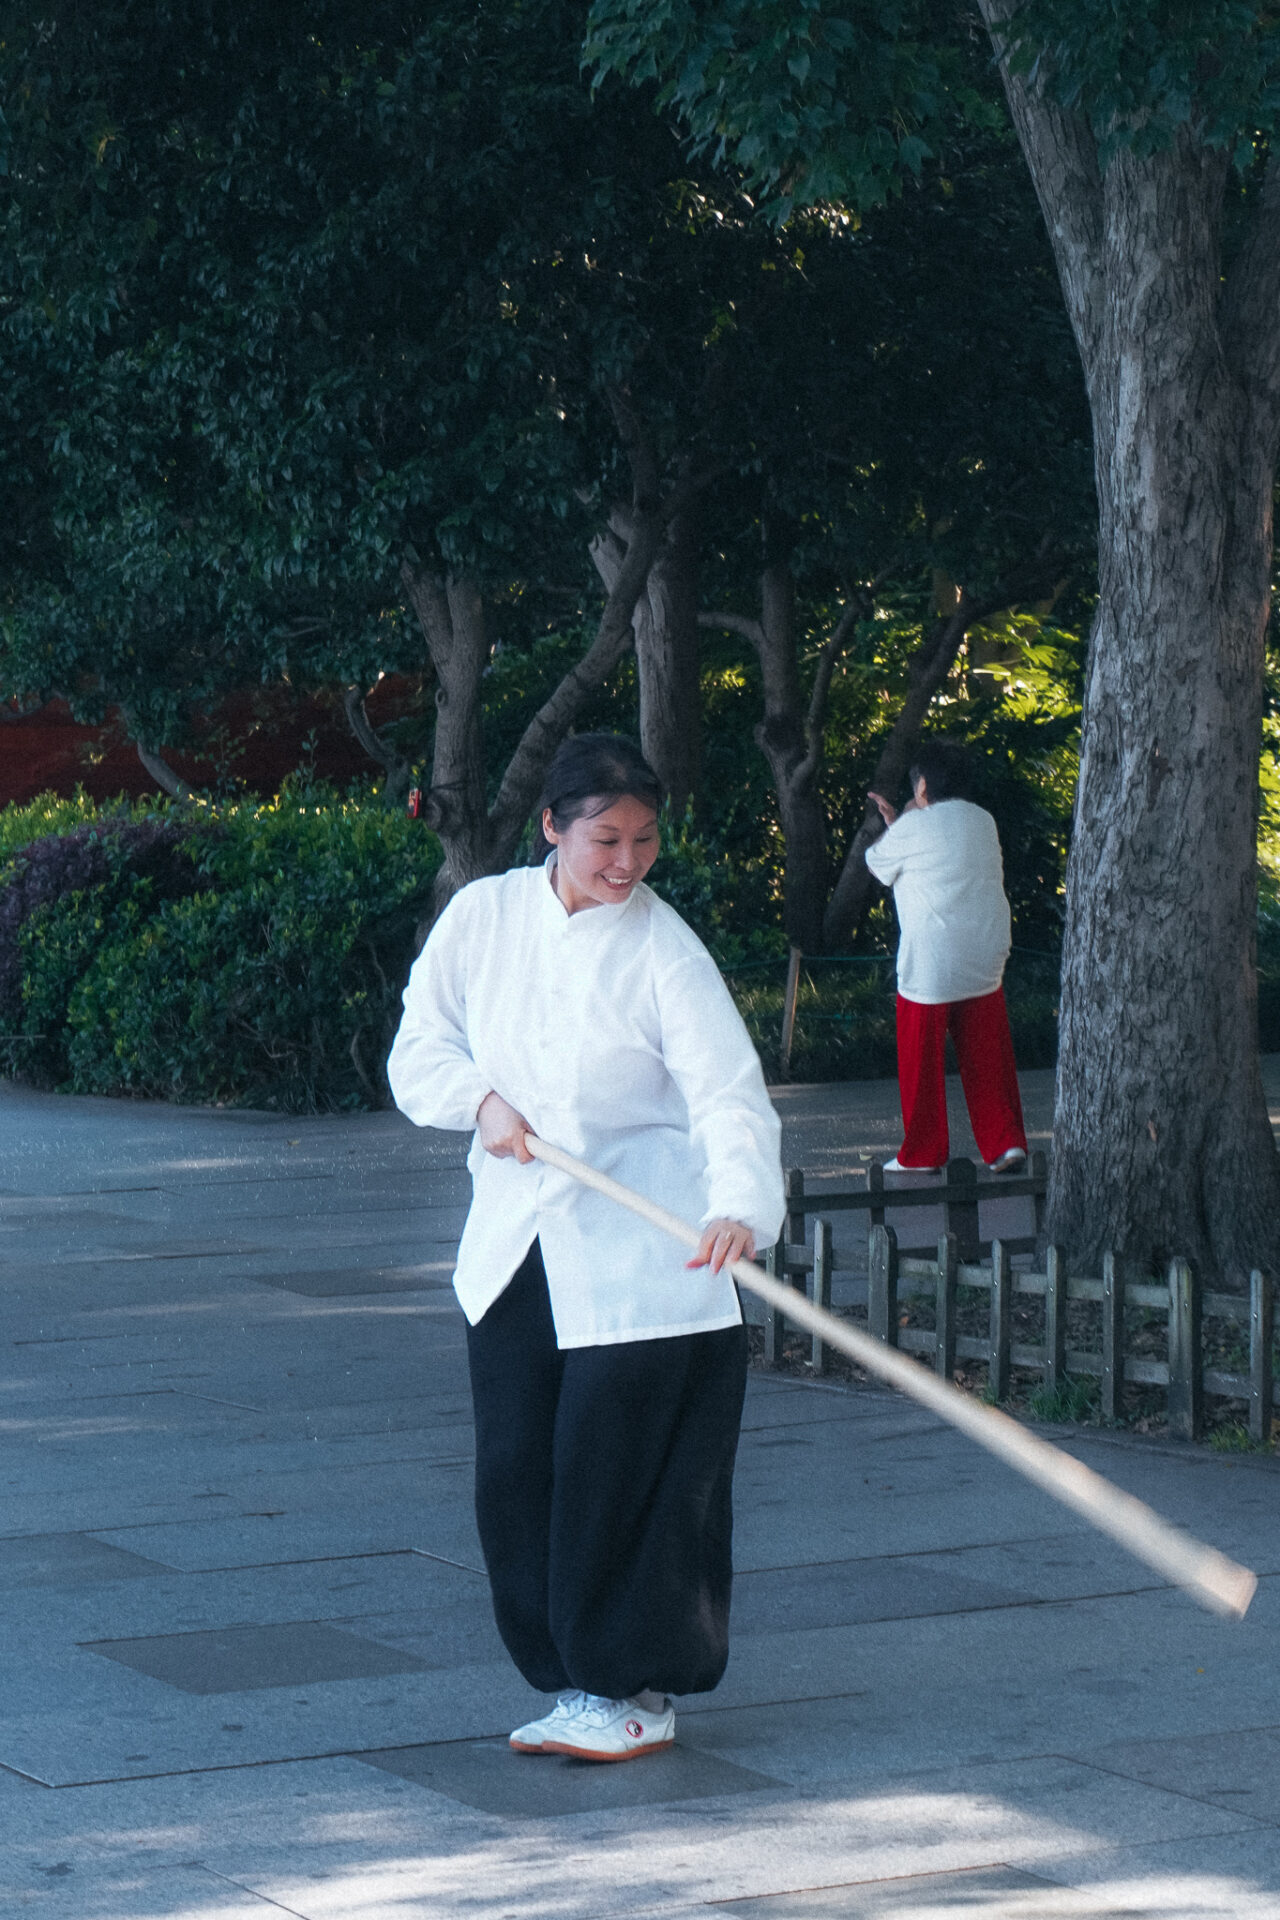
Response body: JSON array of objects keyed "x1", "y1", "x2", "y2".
[
  {"x1": 477, "y1": 1090, "x2": 535, "y2": 1164},
  {"x1": 868, "y1": 789, "x2": 898, "y2": 827}
]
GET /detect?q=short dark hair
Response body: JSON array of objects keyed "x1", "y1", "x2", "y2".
[
  {"x1": 907, "y1": 738, "x2": 971, "y2": 803},
  {"x1": 530, "y1": 733, "x2": 664, "y2": 862}
]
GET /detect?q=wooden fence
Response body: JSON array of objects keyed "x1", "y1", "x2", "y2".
[{"x1": 755, "y1": 1160, "x2": 1275, "y2": 1444}]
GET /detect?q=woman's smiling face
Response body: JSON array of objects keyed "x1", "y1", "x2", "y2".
[{"x1": 544, "y1": 793, "x2": 660, "y2": 914}]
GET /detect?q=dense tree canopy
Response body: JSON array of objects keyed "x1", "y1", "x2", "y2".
[
  {"x1": 21, "y1": 0, "x2": 1280, "y2": 1288},
  {"x1": 588, "y1": 0, "x2": 1280, "y2": 1282},
  {"x1": 0, "y1": 0, "x2": 1090, "y2": 884}
]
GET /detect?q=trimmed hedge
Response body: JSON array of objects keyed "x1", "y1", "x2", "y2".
[{"x1": 0, "y1": 786, "x2": 442, "y2": 1110}]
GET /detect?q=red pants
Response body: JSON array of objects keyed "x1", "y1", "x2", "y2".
[{"x1": 895, "y1": 987, "x2": 1027, "y2": 1168}]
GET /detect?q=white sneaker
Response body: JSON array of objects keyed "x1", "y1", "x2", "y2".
[
  {"x1": 509, "y1": 1690, "x2": 588, "y2": 1753},
  {"x1": 987, "y1": 1148, "x2": 1027, "y2": 1174},
  {"x1": 543, "y1": 1692, "x2": 676, "y2": 1762},
  {"x1": 882, "y1": 1155, "x2": 940, "y2": 1174}
]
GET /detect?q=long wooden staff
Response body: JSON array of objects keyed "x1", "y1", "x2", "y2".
[{"x1": 524, "y1": 1134, "x2": 1257, "y2": 1621}]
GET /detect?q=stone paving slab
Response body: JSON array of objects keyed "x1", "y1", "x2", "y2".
[
  {"x1": 1013, "y1": 1831, "x2": 1280, "y2": 1917},
  {"x1": 1063, "y1": 1724, "x2": 1280, "y2": 1824},
  {"x1": 360, "y1": 1734, "x2": 784, "y2": 1816},
  {"x1": 716, "y1": 1866, "x2": 1147, "y2": 1916},
  {"x1": 176, "y1": 1756, "x2": 1257, "y2": 1919},
  {"x1": 2, "y1": 1074, "x2": 1280, "y2": 1917}
]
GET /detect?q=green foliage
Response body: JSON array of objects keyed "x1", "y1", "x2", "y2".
[
  {"x1": 0, "y1": 0, "x2": 693, "y2": 740},
  {"x1": 0, "y1": 785, "x2": 441, "y2": 1110},
  {"x1": 649, "y1": 809, "x2": 786, "y2": 969},
  {"x1": 1000, "y1": 3, "x2": 1280, "y2": 168},
  {"x1": 0, "y1": 789, "x2": 121, "y2": 861},
  {"x1": 588, "y1": 0, "x2": 1280, "y2": 210},
  {"x1": 728, "y1": 957, "x2": 898, "y2": 1083},
  {"x1": 585, "y1": 0, "x2": 949, "y2": 220}
]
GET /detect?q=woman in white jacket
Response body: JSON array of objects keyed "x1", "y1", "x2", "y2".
[{"x1": 387, "y1": 734, "x2": 783, "y2": 1763}]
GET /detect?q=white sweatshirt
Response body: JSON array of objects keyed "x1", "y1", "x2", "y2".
[
  {"x1": 387, "y1": 860, "x2": 784, "y2": 1348},
  {"x1": 864, "y1": 799, "x2": 1011, "y2": 1004}
]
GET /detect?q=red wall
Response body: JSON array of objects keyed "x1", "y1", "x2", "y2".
[{"x1": 0, "y1": 686, "x2": 417, "y2": 809}]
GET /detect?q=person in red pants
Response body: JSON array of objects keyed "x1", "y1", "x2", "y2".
[{"x1": 866, "y1": 739, "x2": 1028, "y2": 1174}]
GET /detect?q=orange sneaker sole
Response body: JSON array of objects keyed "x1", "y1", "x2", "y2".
[{"x1": 542, "y1": 1737, "x2": 675, "y2": 1763}]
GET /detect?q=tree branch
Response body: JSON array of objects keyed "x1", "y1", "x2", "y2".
[
  {"x1": 136, "y1": 742, "x2": 196, "y2": 802},
  {"x1": 341, "y1": 685, "x2": 387, "y2": 766},
  {"x1": 821, "y1": 552, "x2": 1061, "y2": 951},
  {"x1": 697, "y1": 608, "x2": 766, "y2": 648},
  {"x1": 588, "y1": 514, "x2": 631, "y2": 595},
  {"x1": 399, "y1": 562, "x2": 454, "y2": 661},
  {"x1": 341, "y1": 684, "x2": 415, "y2": 804},
  {"x1": 801, "y1": 597, "x2": 863, "y2": 781},
  {"x1": 976, "y1": 0, "x2": 1107, "y2": 392},
  {"x1": 487, "y1": 508, "x2": 664, "y2": 859}
]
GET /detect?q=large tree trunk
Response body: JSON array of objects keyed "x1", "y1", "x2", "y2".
[
  {"x1": 487, "y1": 492, "x2": 663, "y2": 866},
  {"x1": 401, "y1": 417, "x2": 666, "y2": 918},
  {"x1": 593, "y1": 506, "x2": 702, "y2": 813},
  {"x1": 635, "y1": 510, "x2": 701, "y2": 813},
  {"x1": 982, "y1": 0, "x2": 1280, "y2": 1280},
  {"x1": 701, "y1": 558, "x2": 859, "y2": 952},
  {"x1": 1050, "y1": 149, "x2": 1280, "y2": 1280},
  {"x1": 752, "y1": 561, "x2": 827, "y2": 951},
  {"x1": 399, "y1": 569, "x2": 492, "y2": 913}
]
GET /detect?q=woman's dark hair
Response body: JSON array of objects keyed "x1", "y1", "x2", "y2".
[
  {"x1": 530, "y1": 733, "x2": 664, "y2": 863},
  {"x1": 907, "y1": 738, "x2": 972, "y2": 804}
]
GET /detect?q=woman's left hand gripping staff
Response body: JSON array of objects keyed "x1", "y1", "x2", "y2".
[
  {"x1": 688, "y1": 1218, "x2": 755, "y2": 1275},
  {"x1": 477, "y1": 1091, "x2": 535, "y2": 1164}
]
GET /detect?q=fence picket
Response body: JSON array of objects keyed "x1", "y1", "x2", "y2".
[
  {"x1": 1250, "y1": 1268, "x2": 1273, "y2": 1446},
  {"x1": 809, "y1": 1218, "x2": 833, "y2": 1375},
  {"x1": 762, "y1": 1236, "x2": 785, "y2": 1367},
  {"x1": 988, "y1": 1239, "x2": 1011, "y2": 1401},
  {"x1": 936, "y1": 1233, "x2": 958, "y2": 1381},
  {"x1": 942, "y1": 1159, "x2": 980, "y2": 1262},
  {"x1": 868, "y1": 1224, "x2": 899, "y2": 1347},
  {"x1": 1168, "y1": 1256, "x2": 1202, "y2": 1441},
  {"x1": 1101, "y1": 1252, "x2": 1124, "y2": 1422},
  {"x1": 765, "y1": 1163, "x2": 1277, "y2": 1438},
  {"x1": 1044, "y1": 1245, "x2": 1066, "y2": 1397}
]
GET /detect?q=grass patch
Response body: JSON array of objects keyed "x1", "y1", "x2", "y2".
[{"x1": 1027, "y1": 1375, "x2": 1099, "y2": 1423}]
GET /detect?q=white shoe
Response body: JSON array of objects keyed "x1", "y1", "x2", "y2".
[
  {"x1": 882, "y1": 1155, "x2": 940, "y2": 1175},
  {"x1": 543, "y1": 1692, "x2": 675, "y2": 1762},
  {"x1": 509, "y1": 1690, "x2": 588, "y2": 1753},
  {"x1": 987, "y1": 1148, "x2": 1027, "y2": 1174}
]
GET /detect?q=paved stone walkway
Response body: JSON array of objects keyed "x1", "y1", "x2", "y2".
[{"x1": 1, "y1": 1071, "x2": 1278, "y2": 1918}]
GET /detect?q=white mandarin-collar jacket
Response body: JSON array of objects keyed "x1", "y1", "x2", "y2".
[
  {"x1": 387, "y1": 859, "x2": 784, "y2": 1348},
  {"x1": 864, "y1": 799, "x2": 1012, "y2": 1005}
]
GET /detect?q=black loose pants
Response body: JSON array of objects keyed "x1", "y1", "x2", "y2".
[{"x1": 465, "y1": 1240, "x2": 748, "y2": 1699}]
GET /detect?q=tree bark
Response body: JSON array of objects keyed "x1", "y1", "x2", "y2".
[
  {"x1": 135, "y1": 741, "x2": 196, "y2": 802},
  {"x1": 399, "y1": 567, "x2": 493, "y2": 913},
  {"x1": 982, "y1": 0, "x2": 1280, "y2": 1281},
  {"x1": 701, "y1": 562, "x2": 859, "y2": 952},
  {"x1": 341, "y1": 685, "x2": 415, "y2": 808},
  {"x1": 487, "y1": 494, "x2": 663, "y2": 865},
  {"x1": 401, "y1": 394, "x2": 667, "y2": 919},
  {"x1": 592, "y1": 506, "x2": 702, "y2": 813}
]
